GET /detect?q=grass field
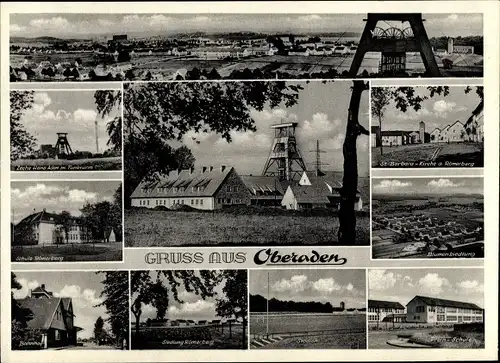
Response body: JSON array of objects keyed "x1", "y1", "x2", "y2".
[
  {"x1": 11, "y1": 157, "x2": 122, "y2": 171},
  {"x1": 131, "y1": 325, "x2": 246, "y2": 349},
  {"x1": 11, "y1": 242, "x2": 123, "y2": 262},
  {"x1": 250, "y1": 313, "x2": 366, "y2": 349},
  {"x1": 124, "y1": 208, "x2": 370, "y2": 247},
  {"x1": 372, "y1": 143, "x2": 483, "y2": 168}
]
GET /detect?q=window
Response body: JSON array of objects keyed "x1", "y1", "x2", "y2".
[
  {"x1": 437, "y1": 307, "x2": 445, "y2": 313},
  {"x1": 447, "y1": 315, "x2": 458, "y2": 321},
  {"x1": 147, "y1": 200, "x2": 150, "y2": 206},
  {"x1": 447, "y1": 308, "x2": 457, "y2": 313},
  {"x1": 54, "y1": 330, "x2": 60, "y2": 341},
  {"x1": 191, "y1": 199, "x2": 194, "y2": 205},
  {"x1": 200, "y1": 199, "x2": 203, "y2": 205},
  {"x1": 234, "y1": 186, "x2": 238, "y2": 192},
  {"x1": 227, "y1": 186, "x2": 232, "y2": 192},
  {"x1": 196, "y1": 199, "x2": 199, "y2": 205},
  {"x1": 437, "y1": 315, "x2": 446, "y2": 321},
  {"x1": 429, "y1": 306, "x2": 436, "y2": 312},
  {"x1": 173, "y1": 187, "x2": 178, "y2": 193},
  {"x1": 416, "y1": 306, "x2": 425, "y2": 313}
]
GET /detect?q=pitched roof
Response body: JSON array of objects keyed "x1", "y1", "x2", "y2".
[
  {"x1": 130, "y1": 166, "x2": 234, "y2": 199},
  {"x1": 410, "y1": 295, "x2": 482, "y2": 310},
  {"x1": 380, "y1": 130, "x2": 409, "y2": 137},
  {"x1": 17, "y1": 298, "x2": 62, "y2": 330},
  {"x1": 289, "y1": 184, "x2": 332, "y2": 204},
  {"x1": 368, "y1": 299, "x2": 405, "y2": 310},
  {"x1": 16, "y1": 211, "x2": 82, "y2": 228},
  {"x1": 240, "y1": 175, "x2": 284, "y2": 196}
]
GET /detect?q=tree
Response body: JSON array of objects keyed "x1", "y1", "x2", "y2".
[
  {"x1": 94, "y1": 90, "x2": 122, "y2": 152},
  {"x1": 81, "y1": 199, "x2": 122, "y2": 242},
  {"x1": 96, "y1": 271, "x2": 129, "y2": 349},
  {"x1": 125, "y1": 69, "x2": 135, "y2": 81},
  {"x1": 93, "y1": 316, "x2": 105, "y2": 344},
  {"x1": 215, "y1": 270, "x2": 248, "y2": 347},
  {"x1": 63, "y1": 67, "x2": 73, "y2": 79},
  {"x1": 11, "y1": 273, "x2": 33, "y2": 349},
  {"x1": 10, "y1": 91, "x2": 37, "y2": 160},
  {"x1": 131, "y1": 270, "x2": 222, "y2": 332},
  {"x1": 370, "y1": 87, "x2": 391, "y2": 155},
  {"x1": 57, "y1": 211, "x2": 73, "y2": 244},
  {"x1": 117, "y1": 50, "x2": 131, "y2": 63},
  {"x1": 338, "y1": 81, "x2": 369, "y2": 244}
]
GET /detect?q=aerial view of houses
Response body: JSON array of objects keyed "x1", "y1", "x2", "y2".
[
  {"x1": 371, "y1": 177, "x2": 484, "y2": 259},
  {"x1": 249, "y1": 269, "x2": 366, "y2": 349},
  {"x1": 11, "y1": 271, "x2": 130, "y2": 350},
  {"x1": 371, "y1": 85, "x2": 484, "y2": 168},
  {"x1": 130, "y1": 270, "x2": 247, "y2": 349},
  {"x1": 10, "y1": 89, "x2": 122, "y2": 171},
  {"x1": 11, "y1": 180, "x2": 123, "y2": 262},
  {"x1": 368, "y1": 269, "x2": 485, "y2": 349},
  {"x1": 10, "y1": 13, "x2": 483, "y2": 81},
  {"x1": 124, "y1": 81, "x2": 370, "y2": 247}
]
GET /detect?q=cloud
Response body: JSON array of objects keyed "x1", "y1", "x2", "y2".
[
  {"x1": 447, "y1": 14, "x2": 459, "y2": 21},
  {"x1": 427, "y1": 178, "x2": 463, "y2": 188},
  {"x1": 369, "y1": 269, "x2": 397, "y2": 291},
  {"x1": 10, "y1": 23, "x2": 27, "y2": 33},
  {"x1": 272, "y1": 275, "x2": 308, "y2": 293},
  {"x1": 73, "y1": 109, "x2": 98, "y2": 123},
  {"x1": 29, "y1": 17, "x2": 72, "y2": 31},
  {"x1": 312, "y1": 278, "x2": 343, "y2": 294},
  {"x1": 12, "y1": 278, "x2": 40, "y2": 299},
  {"x1": 433, "y1": 100, "x2": 457, "y2": 117},
  {"x1": 169, "y1": 299, "x2": 215, "y2": 318},
  {"x1": 302, "y1": 113, "x2": 342, "y2": 139},
  {"x1": 54, "y1": 285, "x2": 103, "y2": 307},
  {"x1": 373, "y1": 179, "x2": 412, "y2": 192},
  {"x1": 298, "y1": 15, "x2": 322, "y2": 21},
  {"x1": 417, "y1": 273, "x2": 451, "y2": 295},
  {"x1": 456, "y1": 280, "x2": 484, "y2": 295},
  {"x1": 34, "y1": 92, "x2": 52, "y2": 108},
  {"x1": 11, "y1": 183, "x2": 64, "y2": 200}
]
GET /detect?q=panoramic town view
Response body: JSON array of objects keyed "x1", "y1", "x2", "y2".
[
  {"x1": 10, "y1": 13, "x2": 483, "y2": 81},
  {"x1": 249, "y1": 269, "x2": 366, "y2": 349},
  {"x1": 371, "y1": 177, "x2": 484, "y2": 259},
  {"x1": 368, "y1": 268, "x2": 484, "y2": 349},
  {"x1": 11, "y1": 180, "x2": 123, "y2": 262},
  {"x1": 130, "y1": 270, "x2": 247, "y2": 350},
  {"x1": 11, "y1": 270, "x2": 129, "y2": 350},
  {"x1": 123, "y1": 81, "x2": 370, "y2": 247},
  {"x1": 10, "y1": 89, "x2": 122, "y2": 171},
  {"x1": 371, "y1": 85, "x2": 484, "y2": 168}
]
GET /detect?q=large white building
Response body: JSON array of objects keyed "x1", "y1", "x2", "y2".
[
  {"x1": 130, "y1": 166, "x2": 250, "y2": 210},
  {"x1": 13, "y1": 210, "x2": 91, "y2": 246},
  {"x1": 406, "y1": 296, "x2": 483, "y2": 324},
  {"x1": 368, "y1": 299, "x2": 406, "y2": 324}
]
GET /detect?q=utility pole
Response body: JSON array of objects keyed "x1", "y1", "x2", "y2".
[
  {"x1": 266, "y1": 271, "x2": 270, "y2": 338},
  {"x1": 95, "y1": 119, "x2": 99, "y2": 153},
  {"x1": 308, "y1": 140, "x2": 328, "y2": 176}
]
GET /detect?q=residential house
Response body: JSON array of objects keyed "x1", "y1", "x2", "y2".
[
  {"x1": 240, "y1": 175, "x2": 285, "y2": 206},
  {"x1": 15, "y1": 284, "x2": 82, "y2": 349},
  {"x1": 130, "y1": 165, "x2": 250, "y2": 210},
  {"x1": 281, "y1": 171, "x2": 363, "y2": 211},
  {"x1": 406, "y1": 295, "x2": 483, "y2": 324}
]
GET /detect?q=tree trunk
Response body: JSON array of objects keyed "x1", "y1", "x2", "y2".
[
  {"x1": 378, "y1": 115, "x2": 383, "y2": 155},
  {"x1": 338, "y1": 81, "x2": 369, "y2": 244},
  {"x1": 242, "y1": 317, "x2": 247, "y2": 347}
]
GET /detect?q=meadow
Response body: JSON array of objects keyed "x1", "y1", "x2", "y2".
[
  {"x1": 11, "y1": 156, "x2": 122, "y2": 171},
  {"x1": 131, "y1": 325, "x2": 245, "y2": 349},
  {"x1": 11, "y1": 242, "x2": 123, "y2": 262},
  {"x1": 124, "y1": 208, "x2": 370, "y2": 247}
]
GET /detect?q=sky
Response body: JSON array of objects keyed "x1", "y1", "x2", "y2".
[
  {"x1": 174, "y1": 81, "x2": 370, "y2": 177},
  {"x1": 15, "y1": 90, "x2": 119, "y2": 154},
  {"x1": 372, "y1": 177, "x2": 483, "y2": 196},
  {"x1": 10, "y1": 13, "x2": 482, "y2": 39},
  {"x1": 135, "y1": 270, "x2": 231, "y2": 322},
  {"x1": 250, "y1": 269, "x2": 366, "y2": 309},
  {"x1": 371, "y1": 86, "x2": 483, "y2": 134},
  {"x1": 11, "y1": 180, "x2": 120, "y2": 223},
  {"x1": 11, "y1": 271, "x2": 124, "y2": 339},
  {"x1": 368, "y1": 268, "x2": 484, "y2": 308}
]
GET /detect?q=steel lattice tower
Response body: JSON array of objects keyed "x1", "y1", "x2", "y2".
[
  {"x1": 262, "y1": 122, "x2": 307, "y2": 181},
  {"x1": 55, "y1": 133, "x2": 74, "y2": 157},
  {"x1": 348, "y1": 13, "x2": 440, "y2": 77}
]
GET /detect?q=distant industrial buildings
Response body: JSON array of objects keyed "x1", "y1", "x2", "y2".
[{"x1": 368, "y1": 296, "x2": 484, "y2": 324}]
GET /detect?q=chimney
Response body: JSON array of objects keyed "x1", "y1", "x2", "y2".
[
  {"x1": 221, "y1": 165, "x2": 226, "y2": 172},
  {"x1": 43, "y1": 208, "x2": 46, "y2": 213},
  {"x1": 202, "y1": 166, "x2": 207, "y2": 173},
  {"x1": 41, "y1": 284, "x2": 45, "y2": 290}
]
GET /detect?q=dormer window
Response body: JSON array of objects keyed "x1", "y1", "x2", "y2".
[{"x1": 173, "y1": 187, "x2": 178, "y2": 193}]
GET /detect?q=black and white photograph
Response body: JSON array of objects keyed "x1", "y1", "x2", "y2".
[
  {"x1": 9, "y1": 13, "x2": 482, "y2": 81},
  {"x1": 11, "y1": 89, "x2": 122, "y2": 171},
  {"x1": 249, "y1": 269, "x2": 366, "y2": 349},
  {"x1": 11, "y1": 180, "x2": 123, "y2": 262},
  {"x1": 11, "y1": 270, "x2": 129, "y2": 350},
  {"x1": 371, "y1": 177, "x2": 484, "y2": 259},
  {"x1": 123, "y1": 80, "x2": 370, "y2": 247},
  {"x1": 368, "y1": 268, "x2": 485, "y2": 349},
  {"x1": 371, "y1": 85, "x2": 484, "y2": 168},
  {"x1": 130, "y1": 270, "x2": 247, "y2": 350}
]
